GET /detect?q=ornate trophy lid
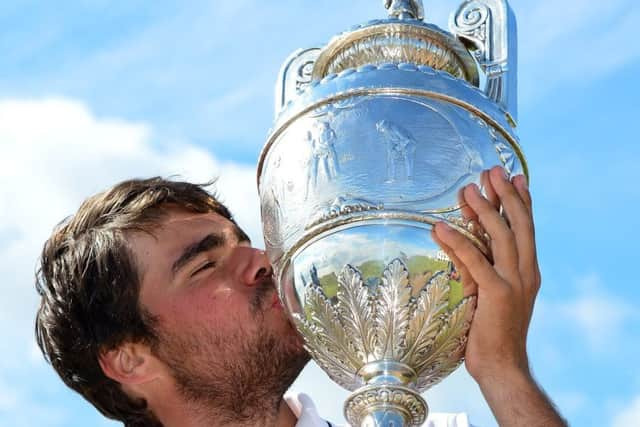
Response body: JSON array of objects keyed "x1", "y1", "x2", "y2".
[{"x1": 311, "y1": 0, "x2": 480, "y2": 86}]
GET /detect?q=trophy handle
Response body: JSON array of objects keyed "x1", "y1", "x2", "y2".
[
  {"x1": 449, "y1": 0, "x2": 518, "y2": 125},
  {"x1": 274, "y1": 47, "x2": 322, "y2": 118}
]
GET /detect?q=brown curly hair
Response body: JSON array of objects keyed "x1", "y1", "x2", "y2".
[{"x1": 35, "y1": 177, "x2": 237, "y2": 426}]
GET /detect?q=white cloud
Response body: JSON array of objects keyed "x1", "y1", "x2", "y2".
[
  {"x1": 557, "y1": 274, "x2": 636, "y2": 351},
  {"x1": 0, "y1": 98, "x2": 262, "y2": 242},
  {"x1": 612, "y1": 395, "x2": 640, "y2": 427}
]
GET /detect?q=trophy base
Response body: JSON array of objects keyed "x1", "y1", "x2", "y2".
[{"x1": 344, "y1": 384, "x2": 428, "y2": 427}]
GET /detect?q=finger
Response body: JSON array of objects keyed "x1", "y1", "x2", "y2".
[
  {"x1": 512, "y1": 174, "x2": 541, "y2": 295},
  {"x1": 512, "y1": 175, "x2": 532, "y2": 215},
  {"x1": 481, "y1": 169, "x2": 500, "y2": 210},
  {"x1": 433, "y1": 222, "x2": 506, "y2": 293},
  {"x1": 431, "y1": 229, "x2": 477, "y2": 297},
  {"x1": 463, "y1": 183, "x2": 520, "y2": 283},
  {"x1": 488, "y1": 168, "x2": 538, "y2": 288},
  {"x1": 488, "y1": 167, "x2": 530, "y2": 229},
  {"x1": 458, "y1": 185, "x2": 477, "y2": 221},
  {"x1": 459, "y1": 170, "x2": 498, "y2": 221}
]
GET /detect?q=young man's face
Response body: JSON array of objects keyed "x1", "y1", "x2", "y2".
[{"x1": 128, "y1": 208, "x2": 308, "y2": 413}]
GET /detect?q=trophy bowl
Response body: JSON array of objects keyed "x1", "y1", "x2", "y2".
[{"x1": 258, "y1": 1, "x2": 525, "y2": 425}]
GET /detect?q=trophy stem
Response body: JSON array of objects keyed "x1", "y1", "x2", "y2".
[
  {"x1": 345, "y1": 361, "x2": 427, "y2": 426},
  {"x1": 344, "y1": 384, "x2": 428, "y2": 427},
  {"x1": 361, "y1": 407, "x2": 411, "y2": 427}
]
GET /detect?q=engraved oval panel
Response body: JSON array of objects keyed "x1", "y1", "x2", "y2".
[
  {"x1": 270, "y1": 95, "x2": 488, "y2": 213},
  {"x1": 336, "y1": 96, "x2": 483, "y2": 209},
  {"x1": 260, "y1": 93, "x2": 519, "y2": 257}
]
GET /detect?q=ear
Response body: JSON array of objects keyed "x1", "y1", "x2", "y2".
[{"x1": 99, "y1": 342, "x2": 159, "y2": 386}]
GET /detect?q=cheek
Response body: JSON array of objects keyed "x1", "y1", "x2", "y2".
[{"x1": 161, "y1": 287, "x2": 253, "y2": 333}]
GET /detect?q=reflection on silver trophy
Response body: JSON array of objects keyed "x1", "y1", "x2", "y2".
[{"x1": 258, "y1": 0, "x2": 526, "y2": 425}]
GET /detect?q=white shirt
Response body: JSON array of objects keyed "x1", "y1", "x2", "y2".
[{"x1": 286, "y1": 393, "x2": 474, "y2": 427}]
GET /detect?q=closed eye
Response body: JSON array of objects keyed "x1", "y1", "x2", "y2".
[{"x1": 191, "y1": 261, "x2": 216, "y2": 277}]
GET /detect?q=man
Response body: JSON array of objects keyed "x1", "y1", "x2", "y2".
[{"x1": 35, "y1": 167, "x2": 566, "y2": 426}]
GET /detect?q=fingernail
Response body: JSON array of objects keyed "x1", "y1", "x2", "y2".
[
  {"x1": 468, "y1": 183, "x2": 481, "y2": 195},
  {"x1": 512, "y1": 174, "x2": 527, "y2": 190},
  {"x1": 490, "y1": 166, "x2": 508, "y2": 181},
  {"x1": 499, "y1": 167, "x2": 509, "y2": 180}
]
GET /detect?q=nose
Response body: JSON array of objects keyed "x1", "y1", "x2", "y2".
[{"x1": 231, "y1": 246, "x2": 273, "y2": 287}]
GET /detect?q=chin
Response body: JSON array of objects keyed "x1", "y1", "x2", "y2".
[{"x1": 269, "y1": 312, "x2": 307, "y2": 354}]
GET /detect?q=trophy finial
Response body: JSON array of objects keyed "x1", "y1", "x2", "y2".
[{"x1": 384, "y1": 0, "x2": 425, "y2": 20}]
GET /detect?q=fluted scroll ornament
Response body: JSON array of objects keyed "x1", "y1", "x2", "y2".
[
  {"x1": 259, "y1": 0, "x2": 524, "y2": 425},
  {"x1": 450, "y1": 0, "x2": 518, "y2": 123}
]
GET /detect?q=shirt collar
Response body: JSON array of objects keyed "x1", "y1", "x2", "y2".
[{"x1": 286, "y1": 392, "x2": 332, "y2": 427}]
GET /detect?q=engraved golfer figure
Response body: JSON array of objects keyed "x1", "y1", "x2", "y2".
[
  {"x1": 306, "y1": 120, "x2": 339, "y2": 197},
  {"x1": 376, "y1": 119, "x2": 417, "y2": 182}
]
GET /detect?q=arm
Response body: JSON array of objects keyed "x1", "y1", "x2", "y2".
[{"x1": 432, "y1": 166, "x2": 566, "y2": 427}]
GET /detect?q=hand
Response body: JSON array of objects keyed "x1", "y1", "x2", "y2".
[
  {"x1": 432, "y1": 166, "x2": 566, "y2": 426},
  {"x1": 432, "y1": 166, "x2": 539, "y2": 381}
]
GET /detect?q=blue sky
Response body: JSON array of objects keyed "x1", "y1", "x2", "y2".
[{"x1": 0, "y1": 1, "x2": 638, "y2": 426}]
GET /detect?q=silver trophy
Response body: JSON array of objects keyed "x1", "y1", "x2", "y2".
[{"x1": 258, "y1": 1, "x2": 525, "y2": 425}]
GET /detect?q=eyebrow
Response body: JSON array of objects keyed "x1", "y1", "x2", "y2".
[
  {"x1": 172, "y1": 233, "x2": 226, "y2": 276},
  {"x1": 233, "y1": 224, "x2": 251, "y2": 245}
]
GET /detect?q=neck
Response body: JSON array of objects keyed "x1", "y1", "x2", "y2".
[
  {"x1": 275, "y1": 399, "x2": 298, "y2": 427},
  {"x1": 150, "y1": 391, "x2": 297, "y2": 427}
]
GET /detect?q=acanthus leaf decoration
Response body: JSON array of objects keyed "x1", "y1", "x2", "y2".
[
  {"x1": 374, "y1": 259, "x2": 413, "y2": 360},
  {"x1": 300, "y1": 283, "x2": 363, "y2": 374},
  {"x1": 336, "y1": 265, "x2": 377, "y2": 364},
  {"x1": 292, "y1": 313, "x2": 358, "y2": 389},
  {"x1": 294, "y1": 258, "x2": 476, "y2": 393},
  {"x1": 415, "y1": 295, "x2": 477, "y2": 388},
  {"x1": 402, "y1": 272, "x2": 450, "y2": 366}
]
